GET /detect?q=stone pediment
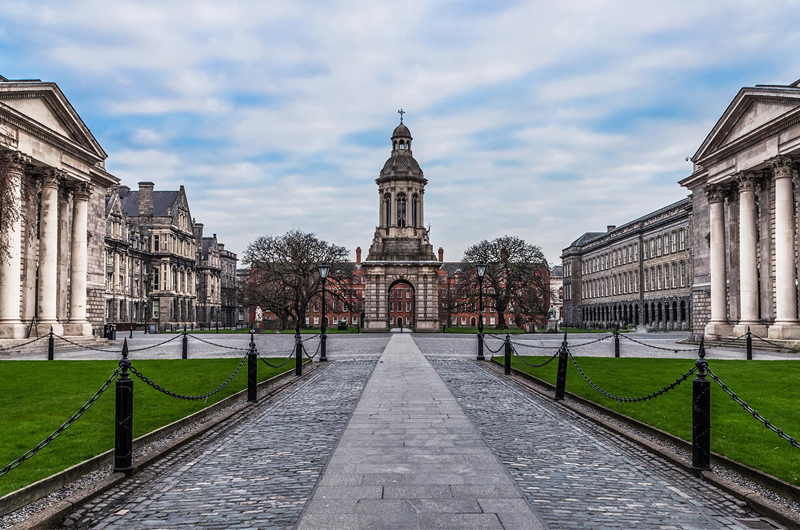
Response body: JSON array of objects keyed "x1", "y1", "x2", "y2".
[
  {"x1": 693, "y1": 87, "x2": 800, "y2": 163},
  {"x1": 0, "y1": 81, "x2": 107, "y2": 160}
]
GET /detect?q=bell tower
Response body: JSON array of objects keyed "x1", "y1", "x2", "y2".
[{"x1": 363, "y1": 113, "x2": 440, "y2": 332}]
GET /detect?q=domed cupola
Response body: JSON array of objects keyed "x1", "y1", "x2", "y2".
[{"x1": 380, "y1": 110, "x2": 424, "y2": 180}]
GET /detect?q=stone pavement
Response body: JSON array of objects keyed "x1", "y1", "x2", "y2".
[
  {"x1": 63, "y1": 360, "x2": 375, "y2": 529},
  {"x1": 296, "y1": 333, "x2": 546, "y2": 530},
  {"x1": 431, "y1": 359, "x2": 781, "y2": 530}
]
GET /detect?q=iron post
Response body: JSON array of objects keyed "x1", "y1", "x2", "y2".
[
  {"x1": 295, "y1": 333, "x2": 303, "y2": 376},
  {"x1": 320, "y1": 276, "x2": 328, "y2": 362},
  {"x1": 48, "y1": 327, "x2": 54, "y2": 361},
  {"x1": 746, "y1": 326, "x2": 752, "y2": 361},
  {"x1": 692, "y1": 338, "x2": 711, "y2": 471},
  {"x1": 129, "y1": 327, "x2": 133, "y2": 339},
  {"x1": 182, "y1": 325, "x2": 188, "y2": 359},
  {"x1": 504, "y1": 334, "x2": 512, "y2": 375},
  {"x1": 114, "y1": 339, "x2": 134, "y2": 476},
  {"x1": 477, "y1": 278, "x2": 485, "y2": 361},
  {"x1": 614, "y1": 324, "x2": 620, "y2": 358},
  {"x1": 555, "y1": 332, "x2": 569, "y2": 401},
  {"x1": 248, "y1": 332, "x2": 257, "y2": 402}
]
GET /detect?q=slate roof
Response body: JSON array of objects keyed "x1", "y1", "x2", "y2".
[
  {"x1": 120, "y1": 191, "x2": 179, "y2": 217},
  {"x1": 550, "y1": 265, "x2": 563, "y2": 277}
]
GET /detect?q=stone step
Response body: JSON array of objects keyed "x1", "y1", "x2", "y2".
[{"x1": 0, "y1": 335, "x2": 115, "y2": 357}]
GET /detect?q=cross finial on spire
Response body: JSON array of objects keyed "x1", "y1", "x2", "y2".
[{"x1": 398, "y1": 108, "x2": 406, "y2": 123}]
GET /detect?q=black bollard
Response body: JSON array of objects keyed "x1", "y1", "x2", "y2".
[
  {"x1": 477, "y1": 331, "x2": 485, "y2": 362},
  {"x1": 504, "y1": 334, "x2": 512, "y2": 375},
  {"x1": 248, "y1": 332, "x2": 257, "y2": 402},
  {"x1": 320, "y1": 333, "x2": 328, "y2": 362},
  {"x1": 182, "y1": 325, "x2": 188, "y2": 360},
  {"x1": 48, "y1": 327, "x2": 54, "y2": 361},
  {"x1": 216, "y1": 322, "x2": 219, "y2": 334},
  {"x1": 614, "y1": 325, "x2": 620, "y2": 358},
  {"x1": 129, "y1": 327, "x2": 133, "y2": 339},
  {"x1": 746, "y1": 327, "x2": 752, "y2": 361},
  {"x1": 191, "y1": 322, "x2": 194, "y2": 332},
  {"x1": 114, "y1": 340, "x2": 134, "y2": 476},
  {"x1": 555, "y1": 332, "x2": 569, "y2": 401},
  {"x1": 295, "y1": 334, "x2": 303, "y2": 377},
  {"x1": 692, "y1": 338, "x2": 711, "y2": 471}
]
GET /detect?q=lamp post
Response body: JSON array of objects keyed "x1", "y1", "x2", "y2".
[
  {"x1": 476, "y1": 263, "x2": 487, "y2": 361},
  {"x1": 318, "y1": 264, "x2": 330, "y2": 362}
]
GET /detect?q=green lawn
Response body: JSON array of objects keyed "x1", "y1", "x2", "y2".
[
  {"x1": 444, "y1": 326, "x2": 528, "y2": 334},
  {"x1": 278, "y1": 328, "x2": 360, "y2": 334},
  {"x1": 163, "y1": 328, "x2": 253, "y2": 334},
  {"x1": 496, "y1": 355, "x2": 800, "y2": 486},
  {"x1": 560, "y1": 327, "x2": 633, "y2": 334},
  {"x1": 0, "y1": 358, "x2": 301, "y2": 497}
]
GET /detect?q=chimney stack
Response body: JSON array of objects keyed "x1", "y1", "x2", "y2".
[
  {"x1": 607, "y1": 225, "x2": 616, "y2": 232},
  {"x1": 438, "y1": 247, "x2": 444, "y2": 262},
  {"x1": 118, "y1": 185, "x2": 130, "y2": 198},
  {"x1": 138, "y1": 181, "x2": 154, "y2": 216},
  {"x1": 356, "y1": 247, "x2": 362, "y2": 264}
]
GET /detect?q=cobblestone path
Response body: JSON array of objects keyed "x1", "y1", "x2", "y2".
[
  {"x1": 296, "y1": 334, "x2": 546, "y2": 530},
  {"x1": 431, "y1": 359, "x2": 779, "y2": 530},
  {"x1": 64, "y1": 360, "x2": 375, "y2": 529}
]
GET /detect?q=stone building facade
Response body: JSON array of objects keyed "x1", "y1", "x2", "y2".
[
  {"x1": 561, "y1": 199, "x2": 693, "y2": 330},
  {"x1": 363, "y1": 120, "x2": 440, "y2": 332},
  {"x1": 680, "y1": 79, "x2": 800, "y2": 340},
  {"x1": 106, "y1": 182, "x2": 236, "y2": 331},
  {"x1": 220, "y1": 245, "x2": 238, "y2": 327},
  {"x1": 0, "y1": 75, "x2": 118, "y2": 338}
]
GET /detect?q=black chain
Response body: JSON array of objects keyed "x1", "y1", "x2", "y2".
[
  {"x1": 187, "y1": 334, "x2": 249, "y2": 351},
  {"x1": 707, "y1": 369, "x2": 800, "y2": 449},
  {"x1": 126, "y1": 333, "x2": 183, "y2": 352},
  {"x1": 54, "y1": 333, "x2": 182, "y2": 353},
  {"x1": 304, "y1": 340, "x2": 321, "y2": 360},
  {"x1": 511, "y1": 347, "x2": 560, "y2": 369},
  {"x1": 258, "y1": 347, "x2": 296, "y2": 369},
  {"x1": 751, "y1": 334, "x2": 796, "y2": 351},
  {"x1": 509, "y1": 339, "x2": 564, "y2": 352},
  {"x1": 569, "y1": 334, "x2": 614, "y2": 348},
  {"x1": 129, "y1": 352, "x2": 248, "y2": 402},
  {"x1": 0, "y1": 367, "x2": 121, "y2": 478},
  {"x1": 300, "y1": 334, "x2": 320, "y2": 344},
  {"x1": 617, "y1": 333, "x2": 695, "y2": 352},
  {"x1": 484, "y1": 339, "x2": 506, "y2": 354},
  {"x1": 706, "y1": 334, "x2": 747, "y2": 347},
  {"x1": 568, "y1": 350, "x2": 696, "y2": 404},
  {"x1": 0, "y1": 334, "x2": 47, "y2": 353}
]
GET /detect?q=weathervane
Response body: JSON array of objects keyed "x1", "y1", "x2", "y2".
[{"x1": 398, "y1": 108, "x2": 406, "y2": 123}]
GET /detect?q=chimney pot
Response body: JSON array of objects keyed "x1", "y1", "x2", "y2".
[
  {"x1": 438, "y1": 247, "x2": 444, "y2": 262},
  {"x1": 356, "y1": 247, "x2": 362, "y2": 265},
  {"x1": 607, "y1": 225, "x2": 616, "y2": 232}
]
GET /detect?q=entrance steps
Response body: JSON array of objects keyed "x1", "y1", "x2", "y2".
[{"x1": 0, "y1": 335, "x2": 115, "y2": 357}]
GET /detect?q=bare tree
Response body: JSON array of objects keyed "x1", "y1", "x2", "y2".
[
  {"x1": 242, "y1": 230, "x2": 348, "y2": 331},
  {"x1": 460, "y1": 235, "x2": 550, "y2": 330}
]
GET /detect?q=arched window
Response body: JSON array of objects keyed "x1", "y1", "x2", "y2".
[
  {"x1": 411, "y1": 195, "x2": 418, "y2": 227},
  {"x1": 384, "y1": 194, "x2": 391, "y2": 226},
  {"x1": 397, "y1": 194, "x2": 407, "y2": 227}
]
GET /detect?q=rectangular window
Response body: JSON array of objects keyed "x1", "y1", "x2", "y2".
[
  {"x1": 489, "y1": 317, "x2": 496, "y2": 325},
  {"x1": 681, "y1": 261, "x2": 686, "y2": 286},
  {"x1": 673, "y1": 264, "x2": 678, "y2": 288},
  {"x1": 461, "y1": 316, "x2": 466, "y2": 325},
  {"x1": 314, "y1": 316, "x2": 319, "y2": 325},
  {"x1": 650, "y1": 240, "x2": 654, "y2": 258},
  {"x1": 672, "y1": 232, "x2": 677, "y2": 252},
  {"x1": 680, "y1": 229, "x2": 686, "y2": 250},
  {"x1": 305, "y1": 316, "x2": 310, "y2": 325},
  {"x1": 333, "y1": 316, "x2": 338, "y2": 324},
  {"x1": 634, "y1": 243, "x2": 638, "y2": 262},
  {"x1": 657, "y1": 238, "x2": 662, "y2": 256},
  {"x1": 154, "y1": 235, "x2": 159, "y2": 252}
]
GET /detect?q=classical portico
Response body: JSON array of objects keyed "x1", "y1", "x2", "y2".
[
  {"x1": 363, "y1": 117, "x2": 440, "y2": 332},
  {"x1": 0, "y1": 76, "x2": 117, "y2": 338},
  {"x1": 681, "y1": 80, "x2": 800, "y2": 340}
]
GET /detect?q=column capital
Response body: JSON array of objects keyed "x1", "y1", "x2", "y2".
[
  {"x1": 72, "y1": 181, "x2": 92, "y2": 201},
  {"x1": 41, "y1": 168, "x2": 65, "y2": 189},
  {"x1": 1, "y1": 150, "x2": 31, "y2": 170},
  {"x1": 736, "y1": 172, "x2": 759, "y2": 192},
  {"x1": 704, "y1": 184, "x2": 726, "y2": 204},
  {"x1": 769, "y1": 155, "x2": 794, "y2": 179}
]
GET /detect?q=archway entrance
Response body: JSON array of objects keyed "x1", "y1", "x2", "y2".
[{"x1": 388, "y1": 280, "x2": 414, "y2": 330}]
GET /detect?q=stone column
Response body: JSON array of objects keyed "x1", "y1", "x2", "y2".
[
  {"x1": 0, "y1": 151, "x2": 29, "y2": 338},
  {"x1": 65, "y1": 182, "x2": 92, "y2": 336},
  {"x1": 769, "y1": 156, "x2": 800, "y2": 339},
  {"x1": 37, "y1": 169, "x2": 63, "y2": 334},
  {"x1": 704, "y1": 184, "x2": 733, "y2": 339},
  {"x1": 733, "y1": 173, "x2": 766, "y2": 336},
  {"x1": 21, "y1": 173, "x2": 40, "y2": 323}
]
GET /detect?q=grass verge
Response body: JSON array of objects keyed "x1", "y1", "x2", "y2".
[
  {"x1": 497, "y1": 355, "x2": 800, "y2": 486},
  {"x1": 444, "y1": 327, "x2": 528, "y2": 334},
  {"x1": 0, "y1": 357, "x2": 300, "y2": 497}
]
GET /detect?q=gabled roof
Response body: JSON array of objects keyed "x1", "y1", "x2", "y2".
[
  {"x1": 120, "y1": 191, "x2": 180, "y2": 217},
  {"x1": 692, "y1": 82, "x2": 800, "y2": 164},
  {"x1": 0, "y1": 76, "x2": 107, "y2": 161}
]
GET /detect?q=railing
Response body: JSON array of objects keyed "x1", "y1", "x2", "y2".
[
  {"x1": 0, "y1": 331, "x2": 308, "y2": 481},
  {"x1": 491, "y1": 332, "x2": 800, "y2": 471}
]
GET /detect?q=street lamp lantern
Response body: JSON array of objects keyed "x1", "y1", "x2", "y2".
[
  {"x1": 318, "y1": 264, "x2": 330, "y2": 362},
  {"x1": 476, "y1": 263, "x2": 488, "y2": 361}
]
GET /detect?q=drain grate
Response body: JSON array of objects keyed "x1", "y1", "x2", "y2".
[{"x1": 735, "y1": 518, "x2": 783, "y2": 529}]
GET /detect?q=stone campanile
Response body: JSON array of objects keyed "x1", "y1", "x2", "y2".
[{"x1": 363, "y1": 116, "x2": 440, "y2": 332}]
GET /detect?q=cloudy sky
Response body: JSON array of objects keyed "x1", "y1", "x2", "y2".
[{"x1": 3, "y1": 0, "x2": 800, "y2": 265}]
